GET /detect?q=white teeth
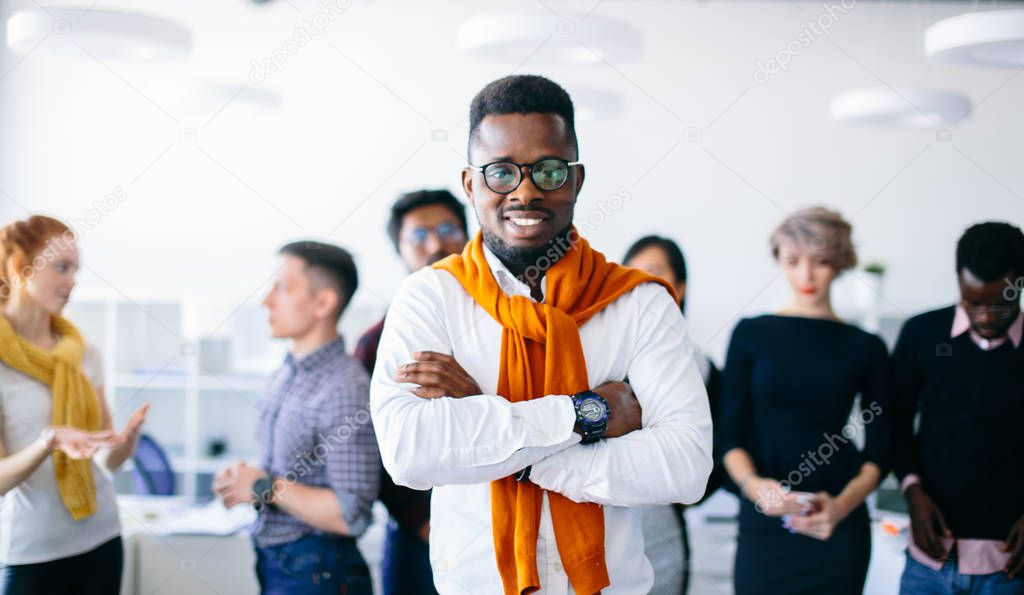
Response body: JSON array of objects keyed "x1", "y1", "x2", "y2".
[{"x1": 510, "y1": 217, "x2": 543, "y2": 227}]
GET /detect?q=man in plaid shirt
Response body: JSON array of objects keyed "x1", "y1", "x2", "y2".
[{"x1": 214, "y1": 241, "x2": 380, "y2": 595}]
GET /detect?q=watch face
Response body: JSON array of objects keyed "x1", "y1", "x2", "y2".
[{"x1": 579, "y1": 397, "x2": 606, "y2": 422}]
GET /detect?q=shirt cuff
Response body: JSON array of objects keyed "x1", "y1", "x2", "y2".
[
  {"x1": 900, "y1": 474, "x2": 921, "y2": 494},
  {"x1": 336, "y1": 491, "x2": 372, "y2": 537}
]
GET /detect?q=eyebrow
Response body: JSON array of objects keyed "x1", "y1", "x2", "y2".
[{"x1": 479, "y1": 154, "x2": 568, "y2": 164}]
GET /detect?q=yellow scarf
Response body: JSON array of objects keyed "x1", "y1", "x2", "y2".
[
  {"x1": 0, "y1": 314, "x2": 101, "y2": 520},
  {"x1": 435, "y1": 229, "x2": 676, "y2": 594}
]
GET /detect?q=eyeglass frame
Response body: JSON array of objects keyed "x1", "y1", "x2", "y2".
[
  {"x1": 401, "y1": 221, "x2": 466, "y2": 247},
  {"x1": 959, "y1": 299, "x2": 1020, "y2": 320},
  {"x1": 466, "y1": 158, "x2": 583, "y2": 195}
]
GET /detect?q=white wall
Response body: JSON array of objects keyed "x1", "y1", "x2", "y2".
[{"x1": 2, "y1": 0, "x2": 1022, "y2": 363}]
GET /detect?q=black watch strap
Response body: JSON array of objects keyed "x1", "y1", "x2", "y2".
[
  {"x1": 252, "y1": 474, "x2": 277, "y2": 512},
  {"x1": 514, "y1": 466, "x2": 532, "y2": 482}
]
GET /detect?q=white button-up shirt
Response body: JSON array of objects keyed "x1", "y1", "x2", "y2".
[{"x1": 370, "y1": 243, "x2": 713, "y2": 595}]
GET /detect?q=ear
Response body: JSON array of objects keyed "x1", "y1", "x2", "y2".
[
  {"x1": 315, "y1": 287, "x2": 340, "y2": 323},
  {"x1": 461, "y1": 168, "x2": 475, "y2": 207},
  {"x1": 574, "y1": 163, "x2": 585, "y2": 198}
]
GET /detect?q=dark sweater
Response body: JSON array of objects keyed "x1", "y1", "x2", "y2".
[
  {"x1": 891, "y1": 306, "x2": 1024, "y2": 540},
  {"x1": 720, "y1": 315, "x2": 890, "y2": 531}
]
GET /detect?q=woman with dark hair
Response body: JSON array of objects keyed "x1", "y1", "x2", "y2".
[
  {"x1": 624, "y1": 235, "x2": 723, "y2": 595},
  {"x1": 0, "y1": 215, "x2": 149, "y2": 595},
  {"x1": 720, "y1": 207, "x2": 889, "y2": 595}
]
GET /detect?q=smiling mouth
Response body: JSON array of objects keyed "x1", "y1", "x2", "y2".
[{"x1": 508, "y1": 217, "x2": 545, "y2": 227}]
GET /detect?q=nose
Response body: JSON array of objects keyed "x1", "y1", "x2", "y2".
[
  {"x1": 797, "y1": 260, "x2": 814, "y2": 284},
  {"x1": 507, "y1": 165, "x2": 544, "y2": 204},
  {"x1": 423, "y1": 232, "x2": 442, "y2": 256}
]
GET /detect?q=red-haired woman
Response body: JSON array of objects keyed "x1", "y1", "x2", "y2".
[{"x1": 0, "y1": 215, "x2": 149, "y2": 594}]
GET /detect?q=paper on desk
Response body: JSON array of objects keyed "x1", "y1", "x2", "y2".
[{"x1": 131, "y1": 499, "x2": 256, "y2": 536}]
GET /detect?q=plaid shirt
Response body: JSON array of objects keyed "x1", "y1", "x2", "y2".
[{"x1": 253, "y1": 336, "x2": 380, "y2": 547}]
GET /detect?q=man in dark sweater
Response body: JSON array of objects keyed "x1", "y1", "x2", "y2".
[
  {"x1": 354, "y1": 189, "x2": 468, "y2": 595},
  {"x1": 892, "y1": 221, "x2": 1024, "y2": 595}
]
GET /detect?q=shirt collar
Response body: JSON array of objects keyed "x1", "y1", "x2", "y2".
[
  {"x1": 952, "y1": 304, "x2": 1023, "y2": 351},
  {"x1": 481, "y1": 242, "x2": 547, "y2": 302},
  {"x1": 285, "y1": 335, "x2": 345, "y2": 371}
]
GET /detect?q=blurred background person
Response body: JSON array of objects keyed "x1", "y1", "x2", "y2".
[
  {"x1": 354, "y1": 189, "x2": 468, "y2": 595},
  {"x1": 214, "y1": 241, "x2": 379, "y2": 595},
  {"x1": 891, "y1": 221, "x2": 1024, "y2": 595},
  {"x1": 0, "y1": 215, "x2": 149, "y2": 595},
  {"x1": 623, "y1": 234, "x2": 724, "y2": 595},
  {"x1": 720, "y1": 207, "x2": 890, "y2": 595}
]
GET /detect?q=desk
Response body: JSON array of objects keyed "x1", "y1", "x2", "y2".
[{"x1": 118, "y1": 496, "x2": 387, "y2": 595}]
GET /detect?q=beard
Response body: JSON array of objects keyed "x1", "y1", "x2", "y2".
[{"x1": 481, "y1": 222, "x2": 575, "y2": 274}]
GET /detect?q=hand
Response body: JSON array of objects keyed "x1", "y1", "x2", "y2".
[
  {"x1": 43, "y1": 426, "x2": 117, "y2": 459},
  {"x1": 213, "y1": 461, "x2": 263, "y2": 508},
  {"x1": 1002, "y1": 513, "x2": 1024, "y2": 578},
  {"x1": 744, "y1": 477, "x2": 819, "y2": 517},
  {"x1": 906, "y1": 484, "x2": 953, "y2": 561},
  {"x1": 591, "y1": 381, "x2": 641, "y2": 439},
  {"x1": 785, "y1": 491, "x2": 845, "y2": 540},
  {"x1": 115, "y1": 403, "x2": 150, "y2": 447},
  {"x1": 397, "y1": 351, "x2": 482, "y2": 399}
]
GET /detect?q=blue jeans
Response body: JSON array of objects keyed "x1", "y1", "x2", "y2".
[
  {"x1": 900, "y1": 550, "x2": 1024, "y2": 595},
  {"x1": 381, "y1": 521, "x2": 437, "y2": 595},
  {"x1": 255, "y1": 533, "x2": 372, "y2": 595}
]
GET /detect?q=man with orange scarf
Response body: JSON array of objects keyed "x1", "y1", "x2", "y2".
[{"x1": 369, "y1": 75, "x2": 713, "y2": 594}]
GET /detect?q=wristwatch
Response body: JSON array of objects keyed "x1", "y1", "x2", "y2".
[
  {"x1": 251, "y1": 474, "x2": 276, "y2": 512},
  {"x1": 571, "y1": 390, "x2": 610, "y2": 444}
]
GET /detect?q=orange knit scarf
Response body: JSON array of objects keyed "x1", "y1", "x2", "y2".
[{"x1": 434, "y1": 229, "x2": 675, "y2": 595}]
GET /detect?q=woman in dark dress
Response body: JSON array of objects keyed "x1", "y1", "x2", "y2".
[{"x1": 720, "y1": 207, "x2": 890, "y2": 595}]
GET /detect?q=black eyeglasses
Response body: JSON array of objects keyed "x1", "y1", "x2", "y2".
[{"x1": 468, "y1": 158, "x2": 582, "y2": 194}]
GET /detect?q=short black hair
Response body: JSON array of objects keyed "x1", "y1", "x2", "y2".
[
  {"x1": 956, "y1": 221, "x2": 1024, "y2": 282},
  {"x1": 467, "y1": 74, "x2": 578, "y2": 162},
  {"x1": 624, "y1": 235, "x2": 689, "y2": 313},
  {"x1": 386, "y1": 189, "x2": 468, "y2": 251},
  {"x1": 279, "y1": 240, "x2": 358, "y2": 321}
]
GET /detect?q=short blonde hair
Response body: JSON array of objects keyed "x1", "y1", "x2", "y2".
[{"x1": 770, "y1": 206, "x2": 857, "y2": 273}]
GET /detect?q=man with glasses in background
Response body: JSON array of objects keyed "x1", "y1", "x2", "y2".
[
  {"x1": 354, "y1": 189, "x2": 468, "y2": 595},
  {"x1": 369, "y1": 74, "x2": 712, "y2": 594},
  {"x1": 892, "y1": 221, "x2": 1024, "y2": 594}
]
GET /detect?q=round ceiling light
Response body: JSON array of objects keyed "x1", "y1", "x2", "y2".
[
  {"x1": 926, "y1": 9, "x2": 1024, "y2": 67},
  {"x1": 6, "y1": 7, "x2": 192, "y2": 61},
  {"x1": 457, "y1": 11, "x2": 642, "y2": 64},
  {"x1": 829, "y1": 87, "x2": 971, "y2": 128}
]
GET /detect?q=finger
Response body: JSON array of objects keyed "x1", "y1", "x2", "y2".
[
  {"x1": 403, "y1": 372, "x2": 448, "y2": 388},
  {"x1": 1006, "y1": 546, "x2": 1024, "y2": 578},
  {"x1": 87, "y1": 430, "x2": 117, "y2": 441},
  {"x1": 1005, "y1": 527, "x2": 1020, "y2": 554},
  {"x1": 412, "y1": 351, "x2": 451, "y2": 362},
  {"x1": 933, "y1": 507, "x2": 953, "y2": 539},
  {"x1": 411, "y1": 386, "x2": 446, "y2": 399}
]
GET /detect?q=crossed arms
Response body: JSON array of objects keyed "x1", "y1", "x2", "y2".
[{"x1": 369, "y1": 270, "x2": 713, "y2": 507}]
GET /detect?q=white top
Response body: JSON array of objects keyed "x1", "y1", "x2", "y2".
[
  {"x1": 0, "y1": 342, "x2": 122, "y2": 565},
  {"x1": 370, "y1": 244, "x2": 713, "y2": 595}
]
